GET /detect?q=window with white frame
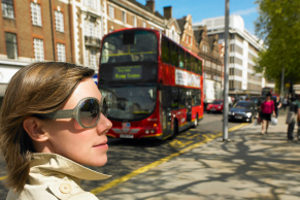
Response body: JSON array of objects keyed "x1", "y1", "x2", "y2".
[
  {"x1": 86, "y1": 48, "x2": 97, "y2": 69},
  {"x1": 85, "y1": 19, "x2": 101, "y2": 38},
  {"x1": 85, "y1": 0, "x2": 97, "y2": 9},
  {"x1": 142, "y1": 21, "x2": 146, "y2": 28},
  {"x1": 57, "y1": 43, "x2": 66, "y2": 62},
  {"x1": 2, "y1": 0, "x2": 14, "y2": 19},
  {"x1": 133, "y1": 16, "x2": 137, "y2": 27},
  {"x1": 31, "y1": 2, "x2": 42, "y2": 26},
  {"x1": 5, "y1": 32, "x2": 18, "y2": 59},
  {"x1": 33, "y1": 38, "x2": 44, "y2": 61},
  {"x1": 55, "y1": 10, "x2": 64, "y2": 32},
  {"x1": 108, "y1": 5, "x2": 114, "y2": 19},
  {"x1": 122, "y1": 11, "x2": 126, "y2": 24}
]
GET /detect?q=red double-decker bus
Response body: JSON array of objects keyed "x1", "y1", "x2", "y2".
[{"x1": 98, "y1": 28, "x2": 203, "y2": 140}]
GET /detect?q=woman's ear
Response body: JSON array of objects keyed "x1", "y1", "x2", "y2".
[{"x1": 23, "y1": 117, "x2": 49, "y2": 142}]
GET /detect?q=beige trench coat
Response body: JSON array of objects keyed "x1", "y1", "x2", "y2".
[{"x1": 6, "y1": 153, "x2": 111, "y2": 200}]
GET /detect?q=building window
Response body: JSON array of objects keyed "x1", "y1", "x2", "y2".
[
  {"x1": 85, "y1": 18, "x2": 100, "y2": 38},
  {"x1": 229, "y1": 80, "x2": 234, "y2": 89},
  {"x1": 85, "y1": 0, "x2": 97, "y2": 9},
  {"x1": 142, "y1": 21, "x2": 146, "y2": 28},
  {"x1": 133, "y1": 16, "x2": 137, "y2": 27},
  {"x1": 86, "y1": 48, "x2": 97, "y2": 69},
  {"x1": 33, "y1": 38, "x2": 44, "y2": 61},
  {"x1": 57, "y1": 43, "x2": 66, "y2": 62},
  {"x1": 31, "y1": 2, "x2": 42, "y2": 26},
  {"x1": 108, "y1": 5, "x2": 114, "y2": 18},
  {"x1": 122, "y1": 11, "x2": 126, "y2": 24},
  {"x1": 2, "y1": 0, "x2": 14, "y2": 19},
  {"x1": 55, "y1": 10, "x2": 64, "y2": 32},
  {"x1": 5, "y1": 32, "x2": 17, "y2": 59}
]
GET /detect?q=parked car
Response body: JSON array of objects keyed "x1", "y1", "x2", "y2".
[
  {"x1": 206, "y1": 100, "x2": 224, "y2": 113},
  {"x1": 228, "y1": 100, "x2": 257, "y2": 122}
]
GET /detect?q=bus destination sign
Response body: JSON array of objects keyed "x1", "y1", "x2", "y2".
[{"x1": 113, "y1": 65, "x2": 142, "y2": 80}]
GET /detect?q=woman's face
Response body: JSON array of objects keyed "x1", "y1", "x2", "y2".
[{"x1": 42, "y1": 78, "x2": 112, "y2": 166}]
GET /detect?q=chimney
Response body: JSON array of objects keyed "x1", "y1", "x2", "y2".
[
  {"x1": 146, "y1": 0, "x2": 155, "y2": 13},
  {"x1": 163, "y1": 6, "x2": 172, "y2": 19}
]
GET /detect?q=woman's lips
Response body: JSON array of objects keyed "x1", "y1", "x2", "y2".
[{"x1": 93, "y1": 142, "x2": 108, "y2": 149}]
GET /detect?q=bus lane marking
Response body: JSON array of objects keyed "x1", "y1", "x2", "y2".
[{"x1": 90, "y1": 123, "x2": 249, "y2": 195}]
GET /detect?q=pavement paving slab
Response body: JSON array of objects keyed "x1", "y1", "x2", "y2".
[{"x1": 99, "y1": 113, "x2": 300, "y2": 200}]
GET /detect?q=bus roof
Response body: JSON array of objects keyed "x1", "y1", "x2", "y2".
[{"x1": 102, "y1": 27, "x2": 203, "y2": 62}]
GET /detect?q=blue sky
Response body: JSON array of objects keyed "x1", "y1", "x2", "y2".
[{"x1": 136, "y1": 0, "x2": 259, "y2": 35}]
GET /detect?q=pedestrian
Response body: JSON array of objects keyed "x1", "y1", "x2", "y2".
[
  {"x1": 282, "y1": 96, "x2": 288, "y2": 111},
  {"x1": 274, "y1": 96, "x2": 282, "y2": 118},
  {"x1": 0, "y1": 62, "x2": 112, "y2": 200},
  {"x1": 286, "y1": 95, "x2": 300, "y2": 141},
  {"x1": 260, "y1": 92, "x2": 275, "y2": 135}
]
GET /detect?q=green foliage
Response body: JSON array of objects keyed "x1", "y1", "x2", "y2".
[{"x1": 255, "y1": 0, "x2": 300, "y2": 85}]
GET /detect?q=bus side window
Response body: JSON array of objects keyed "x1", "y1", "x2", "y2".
[
  {"x1": 170, "y1": 43, "x2": 178, "y2": 67},
  {"x1": 192, "y1": 89, "x2": 201, "y2": 105},
  {"x1": 161, "y1": 37, "x2": 170, "y2": 64},
  {"x1": 179, "y1": 49, "x2": 185, "y2": 68},
  {"x1": 171, "y1": 87, "x2": 179, "y2": 109},
  {"x1": 178, "y1": 88, "x2": 186, "y2": 108}
]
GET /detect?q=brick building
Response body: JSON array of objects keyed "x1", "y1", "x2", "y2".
[{"x1": 0, "y1": 0, "x2": 73, "y2": 96}]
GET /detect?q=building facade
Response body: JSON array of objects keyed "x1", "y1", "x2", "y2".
[
  {"x1": 0, "y1": 0, "x2": 73, "y2": 97},
  {"x1": 194, "y1": 15, "x2": 265, "y2": 96},
  {"x1": 194, "y1": 25, "x2": 224, "y2": 104},
  {"x1": 0, "y1": 0, "x2": 226, "y2": 101}
]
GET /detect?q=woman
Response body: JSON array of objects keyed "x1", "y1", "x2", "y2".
[
  {"x1": 274, "y1": 96, "x2": 282, "y2": 118},
  {"x1": 260, "y1": 93, "x2": 275, "y2": 135},
  {"x1": 0, "y1": 62, "x2": 112, "y2": 200}
]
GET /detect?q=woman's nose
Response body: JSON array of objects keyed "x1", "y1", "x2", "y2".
[{"x1": 97, "y1": 113, "x2": 112, "y2": 135}]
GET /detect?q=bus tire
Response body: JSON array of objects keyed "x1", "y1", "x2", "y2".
[{"x1": 192, "y1": 114, "x2": 199, "y2": 128}]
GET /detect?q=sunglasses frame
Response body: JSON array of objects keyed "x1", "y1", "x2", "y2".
[{"x1": 39, "y1": 97, "x2": 103, "y2": 128}]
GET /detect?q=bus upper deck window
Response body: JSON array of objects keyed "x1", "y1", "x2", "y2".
[{"x1": 123, "y1": 32, "x2": 134, "y2": 45}]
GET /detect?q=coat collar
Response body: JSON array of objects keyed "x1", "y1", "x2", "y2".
[{"x1": 30, "y1": 153, "x2": 111, "y2": 181}]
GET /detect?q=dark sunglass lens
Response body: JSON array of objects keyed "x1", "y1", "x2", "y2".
[
  {"x1": 79, "y1": 99, "x2": 100, "y2": 128},
  {"x1": 102, "y1": 99, "x2": 109, "y2": 117}
]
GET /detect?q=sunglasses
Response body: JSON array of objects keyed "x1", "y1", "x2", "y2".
[{"x1": 38, "y1": 97, "x2": 107, "y2": 128}]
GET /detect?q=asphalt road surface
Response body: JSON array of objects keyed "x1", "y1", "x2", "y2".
[{"x1": 0, "y1": 112, "x2": 243, "y2": 199}]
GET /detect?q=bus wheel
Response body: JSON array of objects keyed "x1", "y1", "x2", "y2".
[{"x1": 192, "y1": 114, "x2": 199, "y2": 128}]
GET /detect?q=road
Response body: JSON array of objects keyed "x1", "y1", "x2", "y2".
[{"x1": 0, "y1": 113, "x2": 243, "y2": 198}]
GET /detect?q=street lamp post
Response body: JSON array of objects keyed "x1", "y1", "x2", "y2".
[{"x1": 223, "y1": 0, "x2": 230, "y2": 141}]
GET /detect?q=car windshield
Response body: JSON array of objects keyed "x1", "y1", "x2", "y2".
[
  {"x1": 212, "y1": 100, "x2": 223, "y2": 104},
  {"x1": 233, "y1": 102, "x2": 252, "y2": 109}
]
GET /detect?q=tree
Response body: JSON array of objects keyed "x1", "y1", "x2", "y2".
[{"x1": 255, "y1": 0, "x2": 300, "y2": 92}]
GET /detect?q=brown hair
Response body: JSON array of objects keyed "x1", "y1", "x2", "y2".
[{"x1": 0, "y1": 62, "x2": 94, "y2": 192}]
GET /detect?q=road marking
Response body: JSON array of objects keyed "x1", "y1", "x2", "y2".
[
  {"x1": 90, "y1": 123, "x2": 248, "y2": 194},
  {"x1": 0, "y1": 123, "x2": 249, "y2": 189}
]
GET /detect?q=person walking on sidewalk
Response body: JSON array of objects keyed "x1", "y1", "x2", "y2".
[
  {"x1": 260, "y1": 92, "x2": 275, "y2": 135},
  {"x1": 274, "y1": 96, "x2": 282, "y2": 118},
  {"x1": 286, "y1": 95, "x2": 300, "y2": 141}
]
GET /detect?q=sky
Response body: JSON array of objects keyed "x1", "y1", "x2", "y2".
[{"x1": 136, "y1": 0, "x2": 259, "y2": 35}]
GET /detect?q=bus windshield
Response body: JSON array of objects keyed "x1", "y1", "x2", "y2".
[
  {"x1": 101, "y1": 30, "x2": 157, "y2": 64},
  {"x1": 102, "y1": 85, "x2": 157, "y2": 121}
]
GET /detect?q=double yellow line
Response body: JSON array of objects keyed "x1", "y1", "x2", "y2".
[{"x1": 0, "y1": 123, "x2": 248, "y2": 195}]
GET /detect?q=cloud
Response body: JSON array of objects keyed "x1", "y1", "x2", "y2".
[{"x1": 232, "y1": 7, "x2": 257, "y2": 16}]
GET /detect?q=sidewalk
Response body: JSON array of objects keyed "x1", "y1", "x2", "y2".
[{"x1": 99, "y1": 113, "x2": 300, "y2": 200}]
